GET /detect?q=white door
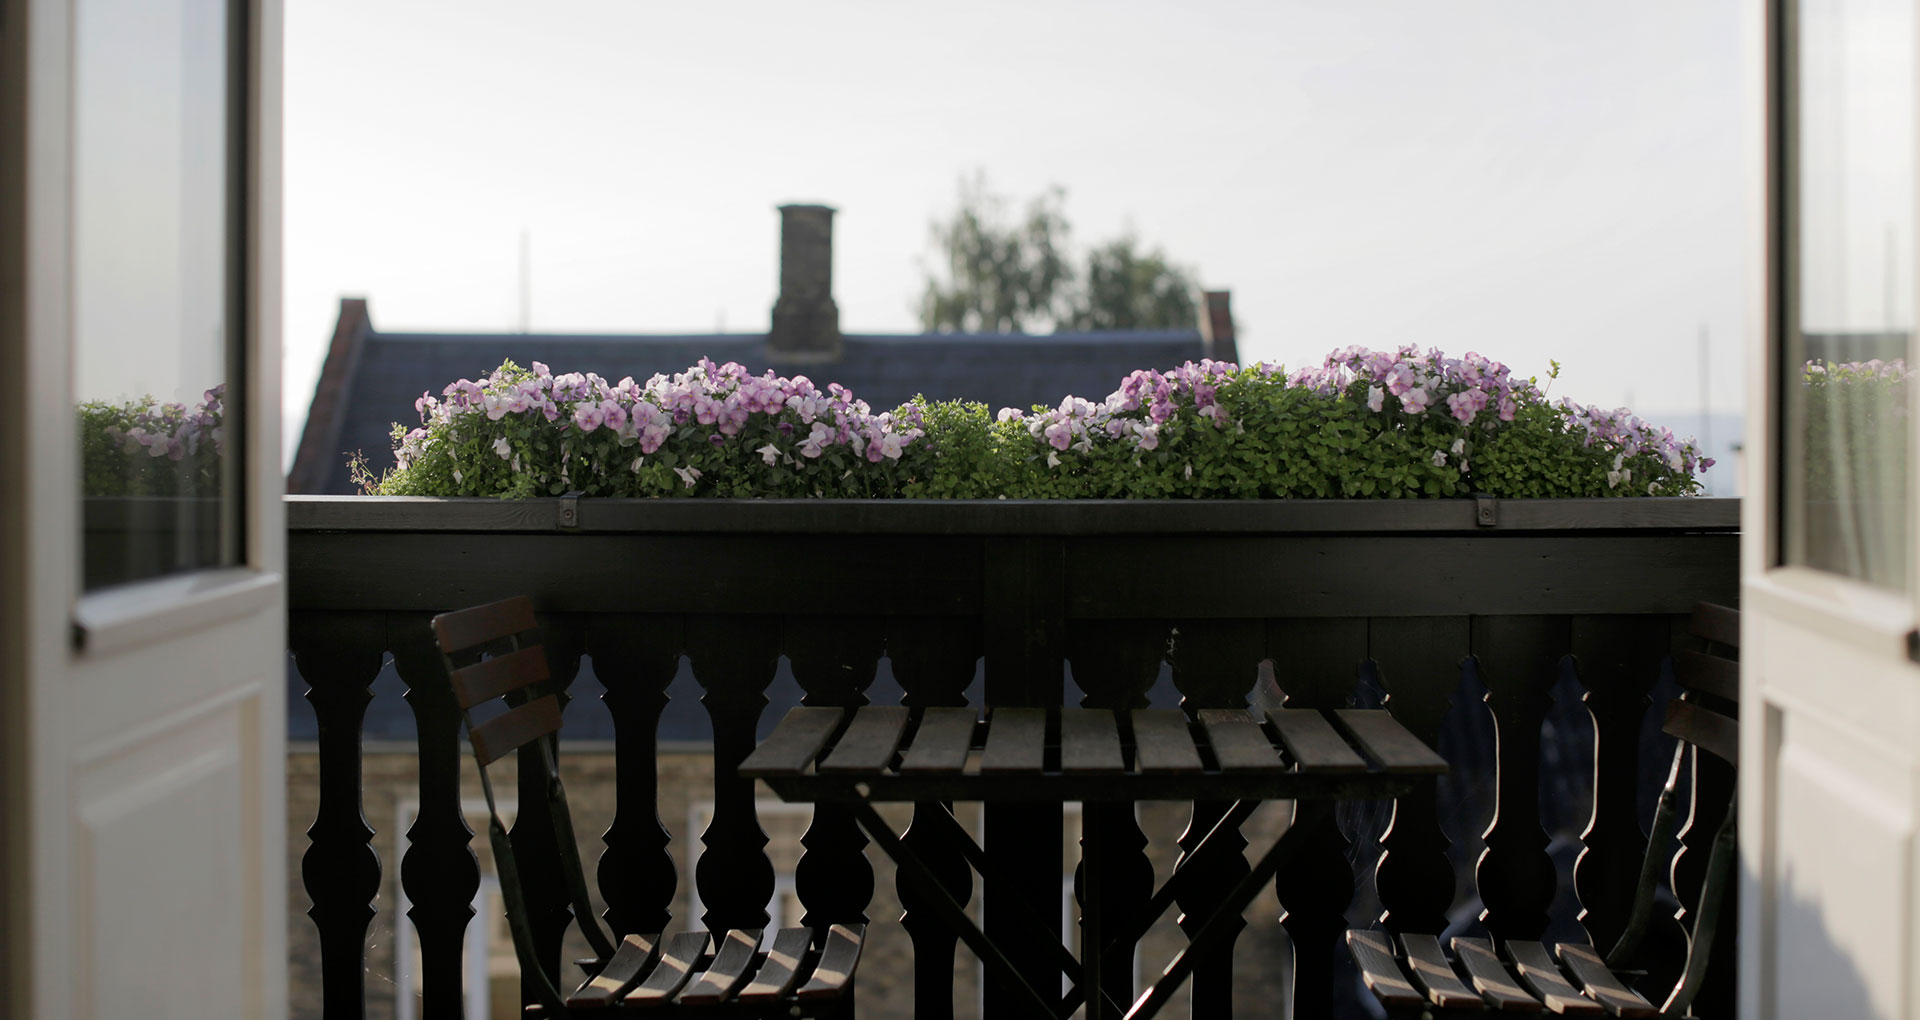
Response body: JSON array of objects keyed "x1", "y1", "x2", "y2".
[
  {"x1": 0, "y1": 1, "x2": 285, "y2": 1018},
  {"x1": 1744, "y1": 1, "x2": 1920, "y2": 1018}
]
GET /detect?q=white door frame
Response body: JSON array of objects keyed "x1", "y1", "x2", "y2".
[{"x1": 0, "y1": 0, "x2": 285, "y2": 1017}]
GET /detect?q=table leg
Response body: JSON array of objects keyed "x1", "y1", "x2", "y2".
[
  {"x1": 843, "y1": 799, "x2": 1062, "y2": 1020},
  {"x1": 1125, "y1": 801, "x2": 1335, "y2": 1020}
]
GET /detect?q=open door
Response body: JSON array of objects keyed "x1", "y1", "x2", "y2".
[
  {"x1": 0, "y1": 0, "x2": 285, "y2": 1017},
  {"x1": 1745, "y1": 0, "x2": 1920, "y2": 1017}
]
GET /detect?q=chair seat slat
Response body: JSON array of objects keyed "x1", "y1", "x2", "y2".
[
  {"x1": 1556, "y1": 943, "x2": 1658, "y2": 1017},
  {"x1": 431, "y1": 596, "x2": 537, "y2": 656},
  {"x1": 1335, "y1": 709, "x2": 1450, "y2": 774},
  {"x1": 1198, "y1": 709, "x2": 1287, "y2": 773},
  {"x1": 1344, "y1": 930, "x2": 1425, "y2": 1009},
  {"x1": 1508, "y1": 940, "x2": 1604, "y2": 1015},
  {"x1": 677, "y1": 928, "x2": 764, "y2": 1005},
  {"x1": 898, "y1": 708, "x2": 977, "y2": 773},
  {"x1": 980, "y1": 707, "x2": 1046, "y2": 773},
  {"x1": 467, "y1": 695, "x2": 563, "y2": 766},
  {"x1": 625, "y1": 931, "x2": 711, "y2": 1005},
  {"x1": 737, "y1": 927, "x2": 816, "y2": 1002},
  {"x1": 565, "y1": 933, "x2": 659, "y2": 1008},
  {"x1": 1398, "y1": 933, "x2": 1486, "y2": 1009},
  {"x1": 740, "y1": 707, "x2": 845, "y2": 777},
  {"x1": 1268, "y1": 708, "x2": 1369, "y2": 774},
  {"x1": 794, "y1": 924, "x2": 866, "y2": 1000},
  {"x1": 818, "y1": 707, "x2": 910, "y2": 775},
  {"x1": 1452, "y1": 937, "x2": 1545, "y2": 1011},
  {"x1": 1060, "y1": 709, "x2": 1124, "y2": 773},
  {"x1": 448, "y1": 646, "x2": 548, "y2": 709},
  {"x1": 1131, "y1": 710, "x2": 1204, "y2": 773}
]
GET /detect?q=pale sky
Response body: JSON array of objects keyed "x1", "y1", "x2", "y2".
[{"x1": 284, "y1": 0, "x2": 1753, "y2": 480}]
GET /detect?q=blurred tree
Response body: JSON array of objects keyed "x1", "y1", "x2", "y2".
[
  {"x1": 918, "y1": 174, "x2": 1072, "y2": 333},
  {"x1": 918, "y1": 174, "x2": 1202, "y2": 334},
  {"x1": 1062, "y1": 236, "x2": 1198, "y2": 332}
]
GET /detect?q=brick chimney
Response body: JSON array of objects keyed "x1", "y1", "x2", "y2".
[
  {"x1": 768, "y1": 204, "x2": 842, "y2": 361},
  {"x1": 1200, "y1": 290, "x2": 1238, "y2": 364}
]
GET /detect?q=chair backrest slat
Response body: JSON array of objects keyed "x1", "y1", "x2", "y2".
[
  {"x1": 449, "y1": 646, "x2": 549, "y2": 709},
  {"x1": 1689, "y1": 601, "x2": 1740, "y2": 649},
  {"x1": 470, "y1": 694, "x2": 564, "y2": 766},
  {"x1": 1673, "y1": 649, "x2": 1739, "y2": 702},
  {"x1": 1663, "y1": 699, "x2": 1737, "y2": 766},
  {"x1": 432, "y1": 596, "x2": 539, "y2": 656}
]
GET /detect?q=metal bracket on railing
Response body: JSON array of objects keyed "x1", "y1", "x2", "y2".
[
  {"x1": 558, "y1": 491, "x2": 584, "y2": 530},
  {"x1": 1474, "y1": 493, "x2": 1498, "y2": 527}
]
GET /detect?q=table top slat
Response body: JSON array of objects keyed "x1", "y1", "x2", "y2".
[
  {"x1": 739, "y1": 707, "x2": 845, "y2": 777},
  {"x1": 981, "y1": 707, "x2": 1047, "y2": 773},
  {"x1": 898, "y1": 708, "x2": 978, "y2": 773},
  {"x1": 1130, "y1": 710, "x2": 1204, "y2": 774},
  {"x1": 1059, "y1": 709, "x2": 1124, "y2": 773},
  {"x1": 818, "y1": 707, "x2": 911, "y2": 775},
  {"x1": 1334, "y1": 709, "x2": 1450, "y2": 774},
  {"x1": 1267, "y1": 709, "x2": 1369, "y2": 774},
  {"x1": 1198, "y1": 709, "x2": 1287, "y2": 773}
]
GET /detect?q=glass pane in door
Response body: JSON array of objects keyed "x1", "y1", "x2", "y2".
[
  {"x1": 1788, "y1": 0, "x2": 1914, "y2": 589},
  {"x1": 72, "y1": 0, "x2": 241, "y2": 590}
]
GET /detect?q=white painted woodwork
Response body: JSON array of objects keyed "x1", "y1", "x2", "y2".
[
  {"x1": 0, "y1": 1, "x2": 286, "y2": 1018},
  {"x1": 1743, "y1": 2, "x2": 1920, "y2": 1017}
]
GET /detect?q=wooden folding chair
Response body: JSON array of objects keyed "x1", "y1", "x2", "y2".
[
  {"x1": 432, "y1": 596, "x2": 864, "y2": 1017},
  {"x1": 1348, "y1": 602, "x2": 1740, "y2": 1018}
]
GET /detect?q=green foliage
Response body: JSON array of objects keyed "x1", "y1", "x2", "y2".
[
  {"x1": 917, "y1": 173, "x2": 1205, "y2": 334},
  {"x1": 78, "y1": 391, "x2": 225, "y2": 498}
]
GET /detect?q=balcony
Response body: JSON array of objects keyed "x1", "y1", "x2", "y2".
[{"x1": 286, "y1": 494, "x2": 1738, "y2": 1019}]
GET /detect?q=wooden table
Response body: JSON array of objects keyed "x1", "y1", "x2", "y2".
[{"x1": 740, "y1": 705, "x2": 1448, "y2": 1020}]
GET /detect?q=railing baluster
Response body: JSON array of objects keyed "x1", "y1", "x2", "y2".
[
  {"x1": 888, "y1": 615, "x2": 982, "y2": 1020},
  {"x1": 1265, "y1": 616, "x2": 1367, "y2": 1020},
  {"x1": 1369, "y1": 617, "x2": 1467, "y2": 936},
  {"x1": 291, "y1": 611, "x2": 386, "y2": 1020},
  {"x1": 1169, "y1": 618, "x2": 1267, "y2": 1018},
  {"x1": 511, "y1": 614, "x2": 587, "y2": 1005},
  {"x1": 391, "y1": 612, "x2": 480, "y2": 1020},
  {"x1": 1471, "y1": 615, "x2": 1570, "y2": 941},
  {"x1": 1067, "y1": 619, "x2": 1167, "y2": 1012},
  {"x1": 685, "y1": 615, "x2": 779, "y2": 931},
  {"x1": 586, "y1": 613, "x2": 683, "y2": 937},
  {"x1": 1570, "y1": 616, "x2": 1669, "y2": 957},
  {"x1": 786, "y1": 616, "x2": 883, "y2": 930}
]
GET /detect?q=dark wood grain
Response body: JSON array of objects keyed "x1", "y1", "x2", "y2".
[
  {"x1": 676, "y1": 927, "x2": 762, "y2": 1005},
  {"x1": 1664, "y1": 699, "x2": 1738, "y2": 766},
  {"x1": 737, "y1": 927, "x2": 815, "y2": 1002},
  {"x1": 1334, "y1": 710, "x2": 1451, "y2": 774},
  {"x1": 1345, "y1": 930, "x2": 1425, "y2": 1010},
  {"x1": 1690, "y1": 601, "x2": 1741, "y2": 648},
  {"x1": 897, "y1": 708, "x2": 977, "y2": 773},
  {"x1": 623, "y1": 931, "x2": 709, "y2": 1005},
  {"x1": 1396, "y1": 933, "x2": 1485, "y2": 1009},
  {"x1": 1556, "y1": 942, "x2": 1658, "y2": 1017},
  {"x1": 1131, "y1": 710, "x2": 1204, "y2": 773},
  {"x1": 1267, "y1": 708, "x2": 1368, "y2": 773},
  {"x1": 467, "y1": 695, "x2": 564, "y2": 766},
  {"x1": 1450, "y1": 937, "x2": 1542, "y2": 1010},
  {"x1": 739, "y1": 707, "x2": 846, "y2": 777},
  {"x1": 1674, "y1": 649, "x2": 1740, "y2": 702},
  {"x1": 818, "y1": 707, "x2": 910, "y2": 775},
  {"x1": 1197, "y1": 709, "x2": 1287, "y2": 772},
  {"x1": 1059, "y1": 709, "x2": 1124, "y2": 773},
  {"x1": 1507, "y1": 940, "x2": 1605, "y2": 1015},
  {"x1": 447, "y1": 646, "x2": 547, "y2": 709},
  {"x1": 980, "y1": 707, "x2": 1047, "y2": 773},
  {"x1": 585, "y1": 614, "x2": 682, "y2": 939},
  {"x1": 292, "y1": 612, "x2": 386, "y2": 1020},
  {"x1": 430, "y1": 596, "x2": 537, "y2": 656},
  {"x1": 393, "y1": 614, "x2": 480, "y2": 1020}
]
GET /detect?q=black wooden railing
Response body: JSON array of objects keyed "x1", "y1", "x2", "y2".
[{"x1": 287, "y1": 495, "x2": 1740, "y2": 1019}]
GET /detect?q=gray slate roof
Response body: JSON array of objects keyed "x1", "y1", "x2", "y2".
[{"x1": 298, "y1": 321, "x2": 1212, "y2": 494}]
